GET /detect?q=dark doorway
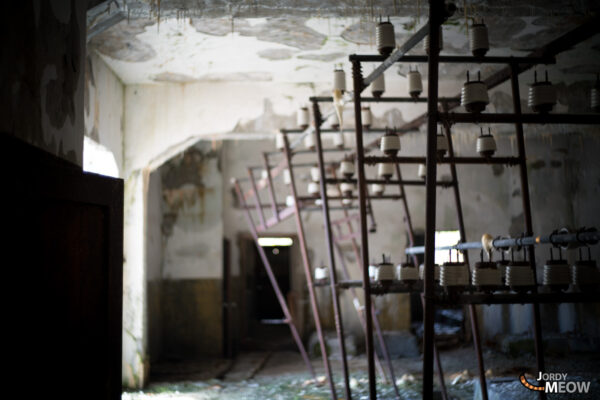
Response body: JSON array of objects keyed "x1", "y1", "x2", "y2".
[
  {"x1": 241, "y1": 237, "x2": 295, "y2": 351},
  {"x1": 254, "y1": 244, "x2": 290, "y2": 321}
]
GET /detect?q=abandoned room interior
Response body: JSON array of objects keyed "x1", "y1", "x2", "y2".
[{"x1": 3, "y1": 0, "x2": 600, "y2": 399}]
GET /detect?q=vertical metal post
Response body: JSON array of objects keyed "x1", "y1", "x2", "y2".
[
  {"x1": 394, "y1": 164, "x2": 418, "y2": 266},
  {"x1": 423, "y1": 1, "x2": 442, "y2": 398},
  {"x1": 262, "y1": 153, "x2": 280, "y2": 222},
  {"x1": 509, "y1": 63, "x2": 546, "y2": 400},
  {"x1": 441, "y1": 109, "x2": 489, "y2": 400},
  {"x1": 332, "y1": 231, "x2": 389, "y2": 384},
  {"x1": 395, "y1": 161, "x2": 448, "y2": 400},
  {"x1": 282, "y1": 134, "x2": 338, "y2": 400},
  {"x1": 331, "y1": 169, "x2": 399, "y2": 396},
  {"x1": 351, "y1": 58, "x2": 377, "y2": 400},
  {"x1": 313, "y1": 101, "x2": 353, "y2": 400},
  {"x1": 247, "y1": 167, "x2": 266, "y2": 228},
  {"x1": 233, "y1": 180, "x2": 315, "y2": 378}
]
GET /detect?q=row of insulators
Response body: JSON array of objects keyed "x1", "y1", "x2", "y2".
[{"x1": 375, "y1": 17, "x2": 488, "y2": 58}]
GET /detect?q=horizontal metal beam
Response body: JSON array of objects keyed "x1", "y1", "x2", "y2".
[
  {"x1": 435, "y1": 292, "x2": 598, "y2": 306},
  {"x1": 364, "y1": 156, "x2": 521, "y2": 166},
  {"x1": 350, "y1": 55, "x2": 555, "y2": 65},
  {"x1": 324, "y1": 178, "x2": 454, "y2": 187},
  {"x1": 281, "y1": 128, "x2": 389, "y2": 134},
  {"x1": 441, "y1": 113, "x2": 600, "y2": 125},
  {"x1": 309, "y1": 96, "x2": 461, "y2": 104},
  {"x1": 297, "y1": 195, "x2": 402, "y2": 201}
]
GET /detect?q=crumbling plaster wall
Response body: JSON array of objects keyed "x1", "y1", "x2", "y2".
[
  {"x1": 157, "y1": 141, "x2": 224, "y2": 358},
  {"x1": 1, "y1": 1, "x2": 87, "y2": 166},
  {"x1": 84, "y1": 52, "x2": 125, "y2": 174}
]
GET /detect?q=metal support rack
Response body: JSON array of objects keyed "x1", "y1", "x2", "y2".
[
  {"x1": 344, "y1": 3, "x2": 600, "y2": 399},
  {"x1": 230, "y1": 3, "x2": 600, "y2": 399}
]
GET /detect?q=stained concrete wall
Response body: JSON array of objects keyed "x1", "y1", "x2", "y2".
[
  {"x1": 1, "y1": 1, "x2": 87, "y2": 166},
  {"x1": 84, "y1": 52, "x2": 125, "y2": 174},
  {"x1": 157, "y1": 141, "x2": 224, "y2": 358}
]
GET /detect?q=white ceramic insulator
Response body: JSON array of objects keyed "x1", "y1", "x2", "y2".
[
  {"x1": 283, "y1": 169, "x2": 292, "y2": 185},
  {"x1": 368, "y1": 265, "x2": 378, "y2": 280},
  {"x1": 380, "y1": 134, "x2": 400, "y2": 154},
  {"x1": 333, "y1": 132, "x2": 344, "y2": 148},
  {"x1": 261, "y1": 170, "x2": 269, "y2": 180},
  {"x1": 543, "y1": 263, "x2": 570, "y2": 286},
  {"x1": 275, "y1": 133, "x2": 286, "y2": 151},
  {"x1": 407, "y1": 70, "x2": 423, "y2": 97},
  {"x1": 308, "y1": 182, "x2": 320, "y2": 196},
  {"x1": 376, "y1": 21, "x2": 396, "y2": 55},
  {"x1": 310, "y1": 167, "x2": 320, "y2": 182},
  {"x1": 469, "y1": 24, "x2": 489, "y2": 56},
  {"x1": 362, "y1": 107, "x2": 372, "y2": 127},
  {"x1": 461, "y1": 81, "x2": 489, "y2": 107},
  {"x1": 285, "y1": 195, "x2": 295, "y2": 207},
  {"x1": 327, "y1": 187, "x2": 340, "y2": 198},
  {"x1": 376, "y1": 263, "x2": 395, "y2": 281},
  {"x1": 371, "y1": 72, "x2": 385, "y2": 97},
  {"x1": 476, "y1": 135, "x2": 497, "y2": 155},
  {"x1": 340, "y1": 182, "x2": 354, "y2": 196},
  {"x1": 424, "y1": 27, "x2": 443, "y2": 54},
  {"x1": 371, "y1": 183, "x2": 385, "y2": 196},
  {"x1": 436, "y1": 135, "x2": 448, "y2": 155},
  {"x1": 314, "y1": 267, "x2": 329, "y2": 281},
  {"x1": 342, "y1": 198, "x2": 353, "y2": 206},
  {"x1": 528, "y1": 83, "x2": 557, "y2": 109},
  {"x1": 304, "y1": 132, "x2": 316, "y2": 150},
  {"x1": 397, "y1": 265, "x2": 419, "y2": 281},
  {"x1": 339, "y1": 160, "x2": 354, "y2": 177},
  {"x1": 297, "y1": 107, "x2": 309, "y2": 128},
  {"x1": 333, "y1": 69, "x2": 346, "y2": 92},
  {"x1": 505, "y1": 266, "x2": 535, "y2": 286},
  {"x1": 377, "y1": 162, "x2": 394, "y2": 179},
  {"x1": 417, "y1": 164, "x2": 427, "y2": 180},
  {"x1": 472, "y1": 268, "x2": 502, "y2": 286}
]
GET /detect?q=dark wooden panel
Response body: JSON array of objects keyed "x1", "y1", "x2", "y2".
[{"x1": 2, "y1": 134, "x2": 123, "y2": 400}]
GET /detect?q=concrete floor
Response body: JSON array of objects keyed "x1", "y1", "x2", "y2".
[{"x1": 123, "y1": 345, "x2": 600, "y2": 399}]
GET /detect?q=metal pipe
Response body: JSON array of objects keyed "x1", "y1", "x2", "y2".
[
  {"x1": 510, "y1": 63, "x2": 546, "y2": 400},
  {"x1": 282, "y1": 135, "x2": 338, "y2": 400},
  {"x1": 313, "y1": 101, "x2": 353, "y2": 400},
  {"x1": 423, "y1": 1, "x2": 442, "y2": 397},
  {"x1": 351, "y1": 59, "x2": 377, "y2": 399},
  {"x1": 405, "y1": 230, "x2": 599, "y2": 254},
  {"x1": 233, "y1": 180, "x2": 315, "y2": 378}
]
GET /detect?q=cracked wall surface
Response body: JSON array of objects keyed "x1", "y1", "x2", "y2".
[{"x1": 1, "y1": 1, "x2": 87, "y2": 165}]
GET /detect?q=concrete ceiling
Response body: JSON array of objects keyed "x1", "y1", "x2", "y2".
[{"x1": 89, "y1": 7, "x2": 598, "y2": 88}]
